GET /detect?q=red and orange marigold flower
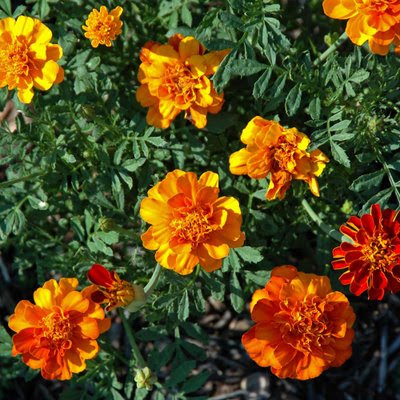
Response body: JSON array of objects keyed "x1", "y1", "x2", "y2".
[
  {"x1": 140, "y1": 170, "x2": 245, "y2": 275},
  {"x1": 82, "y1": 6, "x2": 123, "y2": 48},
  {"x1": 242, "y1": 266, "x2": 355, "y2": 380},
  {"x1": 136, "y1": 34, "x2": 229, "y2": 129},
  {"x1": 323, "y1": 0, "x2": 400, "y2": 55},
  {"x1": 332, "y1": 204, "x2": 400, "y2": 300},
  {"x1": 8, "y1": 278, "x2": 110, "y2": 380},
  {"x1": 0, "y1": 16, "x2": 64, "y2": 103},
  {"x1": 87, "y1": 264, "x2": 146, "y2": 311},
  {"x1": 229, "y1": 117, "x2": 329, "y2": 201}
]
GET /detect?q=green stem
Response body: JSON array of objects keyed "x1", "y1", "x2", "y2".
[
  {"x1": 0, "y1": 172, "x2": 44, "y2": 189},
  {"x1": 301, "y1": 199, "x2": 343, "y2": 242},
  {"x1": 377, "y1": 153, "x2": 400, "y2": 207},
  {"x1": 313, "y1": 32, "x2": 348, "y2": 66},
  {"x1": 144, "y1": 263, "x2": 162, "y2": 297},
  {"x1": 119, "y1": 310, "x2": 147, "y2": 368}
]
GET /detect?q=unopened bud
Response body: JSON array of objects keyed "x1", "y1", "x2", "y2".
[{"x1": 134, "y1": 367, "x2": 156, "y2": 390}]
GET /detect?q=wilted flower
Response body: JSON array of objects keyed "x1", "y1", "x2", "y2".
[
  {"x1": 82, "y1": 6, "x2": 123, "y2": 48},
  {"x1": 140, "y1": 170, "x2": 245, "y2": 275},
  {"x1": 134, "y1": 367, "x2": 157, "y2": 390},
  {"x1": 0, "y1": 16, "x2": 64, "y2": 103},
  {"x1": 229, "y1": 117, "x2": 329, "y2": 200},
  {"x1": 136, "y1": 34, "x2": 229, "y2": 129},
  {"x1": 323, "y1": 0, "x2": 400, "y2": 55},
  {"x1": 87, "y1": 264, "x2": 146, "y2": 311},
  {"x1": 8, "y1": 278, "x2": 110, "y2": 380},
  {"x1": 242, "y1": 266, "x2": 355, "y2": 380},
  {"x1": 332, "y1": 204, "x2": 400, "y2": 300}
]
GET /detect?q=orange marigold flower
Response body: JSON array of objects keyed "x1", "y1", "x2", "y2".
[
  {"x1": 323, "y1": 0, "x2": 400, "y2": 55},
  {"x1": 136, "y1": 34, "x2": 229, "y2": 129},
  {"x1": 82, "y1": 6, "x2": 123, "y2": 48},
  {"x1": 140, "y1": 170, "x2": 245, "y2": 275},
  {"x1": 0, "y1": 16, "x2": 64, "y2": 104},
  {"x1": 332, "y1": 204, "x2": 400, "y2": 300},
  {"x1": 242, "y1": 265, "x2": 355, "y2": 380},
  {"x1": 8, "y1": 278, "x2": 110, "y2": 380},
  {"x1": 87, "y1": 264, "x2": 146, "y2": 311},
  {"x1": 229, "y1": 117, "x2": 329, "y2": 201}
]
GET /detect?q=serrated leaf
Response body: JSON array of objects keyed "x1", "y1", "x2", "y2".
[
  {"x1": 308, "y1": 98, "x2": 321, "y2": 120},
  {"x1": 229, "y1": 59, "x2": 266, "y2": 77},
  {"x1": 285, "y1": 83, "x2": 302, "y2": 116},
  {"x1": 330, "y1": 140, "x2": 350, "y2": 168},
  {"x1": 348, "y1": 69, "x2": 369, "y2": 83},
  {"x1": 166, "y1": 360, "x2": 195, "y2": 387},
  {"x1": 122, "y1": 158, "x2": 146, "y2": 172},
  {"x1": 177, "y1": 290, "x2": 190, "y2": 321},
  {"x1": 182, "y1": 371, "x2": 210, "y2": 393},
  {"x1": 252, "y1": 68, "x2": 271, "y2": 99},
  {"x1": 230, "y1": 272, "x2": 245, "y2": 313},
  {"x1": 350, "y1": 170, "x2": 385, "y2": 192},
  {"x1": 235, "y1": 247, "x2": 263, "y2": 263}
]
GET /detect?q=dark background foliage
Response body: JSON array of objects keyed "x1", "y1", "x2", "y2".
[{"x1": 0, "y1": 0, "x2": 400, "y2": 399}]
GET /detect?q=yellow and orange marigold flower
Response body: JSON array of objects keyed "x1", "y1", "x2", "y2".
[
  {"x1": 242, "y1": 266, "x2": 355, "y2": 380},
  {"x1": 136, "y1": 34, "x2": 229, "y2": 129},
  {"x1": 332, "y1": 204, "x2": 400, "y2": 300},
  {"x1": 8, "y1": 278, "x2": 110, "y2": 380},
  {"x1": 0, "y1": 16, "x2": 64, "y2": 104},
  {"x1": 82, "y1": 6, "x2": 123, "y2": 48},
  {"x1": 140, "y1": 170, "x2": 245, "y2": 275},
  {"x1": 229, "y1": 117, "x2": 329, "y2": 201},
  {"x1": 323, "y1": 0, "x2": 400, "y2": 55},
  {"x1": 87, "y1": 264, "x2": 146, "y2": 311}
]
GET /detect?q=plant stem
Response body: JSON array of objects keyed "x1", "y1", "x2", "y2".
[
  {"x1": 144, "y1": 263, "x2": 162, "y2": 296},
  {"x1": 313, "y1": 32, "x2": 348, "y2": 66},
  {"x1": 301, "y1": 199, "x2": 343, "y2": 242},
  {"x1": 0, "y1": 171, "x2": 44, "y2": 189},
  {"x1": 119, "y1": 309, "x2": 147, "y2": 368}
]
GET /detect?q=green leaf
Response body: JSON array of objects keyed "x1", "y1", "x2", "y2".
[
  {"x1": 95, "y1": 231, "x2": 119, "y2": 245},
  {"x1": 166, "y1": 360, "x2": 196, "y2": 387},
  {"x1": 182, "y1": 371, "x2": 211, "y2": 393},
  {"x1": 350, "y1": 170, "x2": 385, "y2": 192},
  {"x1": 181, "y1": 4, "x2": 192, "y2": 27},
  {"x1": 361, "y1": 188, "x2": 393, "y2": 214},
  {"x1": 177, "y1": 290, "x2": 190, "y2": 321},
  {"x1": 285, "y1": 83, "x2": 302, "y2": 116},
  {"x1": 230, "y1": 272, "x2": 245, "y2": 313},
  {"x1": 330, "y1": 141, "x2": 350, "y2": 168},
  {"x1": 122, "y1": 158, "x2": 146, "y2": 172},
  {"x1": 252, "y1": 68, "x2": 271, "y2": 99},
  {"x1": 235, "y1": 247, "x2": 263, "y2": 263},
  {"x1": 348, "y1": 69, "x2": 370, "y2": 83},
  {"x1": 330, "y1": 120, "x2": 351, "y2": 132},
  {"x1": 0, "y1": 326, "x2": 12, "y2": 354},
  {"x1": 38, "y1": 0, "x2": 50, "y2": 19},
  {"x1": 228, "y1": 249, "x2": 241, "y2": 272},
  {"x1": 308, "y1": 98, "x2": 321, "y2": 120},
  {"x1": 0, "y1": 0, "x2": 12, "y2": 15},
  {"x1": 228, "y1": 59, "x2": 266, "y2": 77}
]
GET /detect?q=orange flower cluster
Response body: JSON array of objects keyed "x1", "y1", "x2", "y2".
[
  {"x1": 8, "y1": 278, "x2": 110, "y2": 380},
  {"x1": 87, "y1": 264, "x2": 146, "y2": 311},
  {"x1": 0, "y1": 16, "x2": 64, "y2": 103},
  {"x1": 140, "y1": 170, "x2": 245, "y2": 275},
  {"x1": 242, "y1": 266, "x2": 355, "y2": 380},
  {"x1": 229, "y1": 117, "x2": 329, "y2": 200},
  {"x1": 82, "y1": 6, "x2": 123, "y2": 48},
  {"x1": 136, "y1": 34, "x2": 229, "y2": 129},
  {"x1": 323, "y1": 0, "x2": 400, "y2": 55},
  {"x1": 332, "y1": 204, "x2": 400, "y2": 300}
]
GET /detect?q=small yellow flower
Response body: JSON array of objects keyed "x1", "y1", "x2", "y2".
[
  {"x1": 134, "y1": 367, "x2": 157, "y2": 390},
  {"x1": 82, "y1": 6, "x2": 123, "y2": 48}
]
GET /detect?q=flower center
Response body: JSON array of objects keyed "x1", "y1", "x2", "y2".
[
  {"x1": 165, "y1": 64, "x2": 197, "y2": 101},
  {"x1": 95, "y1": 20, "x2": 112, "y2": 37},
  {"x1": 279, "y1": 298, "x2": 330, "y2": 351},
  {"x1": 42, "y1": 310, "x2": 72, "y2": 343},
  {"x1": 107, "y1": 281, "x2": 135, "y2": 308},
  {"x1": 272, "y1": 139, "x2": 297, "y2": 171},
  {"x1": 363, "y1": 233, "x2": 397, "y2": 271},
  {"x1": 0, "y1": 38, "x2": 30, "y2": 81},
  {"x1": 170, "y1": 206, "x2": 214, "y2": 245}
]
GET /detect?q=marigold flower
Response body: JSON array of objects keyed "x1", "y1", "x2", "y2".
[
  {"x1": 242, "y1": 265, "x2": 355, "y2": 380},
  {"x1": 0, "y1": 16, "x2": 64, "y2": 104},
  {"x1": 87, "y1": 264, "x2": 146, "y2": 311},
  {"x1": 323, "y1": 0, "x2": 400, "y2": 55},
  {"x1": 229, "y1": 117, "x2": 329, "y2": 201},
  {"x1": 8, "y1": 278, "x2": 111, "y2": 380},
  {"x1": 82, "y1": 6, "x2": 123, "y2": 48},
  {"x1": 136, "y1": 34, "x2": 229, "y2": 129},
  {"x1": 140, "y1": 170, "x2": 245, "y2": 275},
  {"x1": 332, "y1": 204, "x2": 400, "y2": 300}
]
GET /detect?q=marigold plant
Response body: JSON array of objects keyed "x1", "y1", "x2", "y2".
[
  {"x1": 323, "y1": 0, "x2": 400, "y2": 55},
  {"x1": 136, "y1": 34, "x2": 229, "y2": 129},
  {"x1": 332, "y1": 204, "x2": 400, "y2": 300},
  {"x1": 140, "y1": 170, "x2": 245, "y2": 275},
  {"x1": 82, "y1": 6, "x2": 123, "y2": 48},
  {"x1": 87, "y1": 263, "x2": 146, "y2": 311},
  {"x1": 0, "y1": 16, "x2": 64, "y2": 103},
  {"x1": 229, "y1": 117, "x2": 329, "y2": 200},
  {"x1": 8, "y1": 278, "x2": 110, "y2": 380},
  {"x1": 242, "y1": 265, "x2": 355, "y2": 380}
]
